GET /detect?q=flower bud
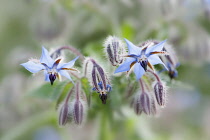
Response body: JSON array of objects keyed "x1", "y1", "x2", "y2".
[
  {"x1": 140, "y1": 92, "x2": 151, "y2": 115},
  {"x1": 133, "y1": 94, "x2": 143, "y2": 115},
  {"x1": 58, "y1": 86, "x2": 74, "y2": 126},
  {"x1": 73, "y1": 82, "x2": 85, "y2": 125},
  {"x1": 151, "y1": 97, "x2": 157, "y2": 115},
  {"x1": 73, "y1": 100, "x2": 84, "y2": 125},
  {"x1": 58, "y1": 103, "x2": 69, "y2": 126},
  {"x1": 103, "y1": 36, "x2": 125, "y2": 66},
  {"x1": 154, "y1": 81, "x2": 166, "y2": 107}
]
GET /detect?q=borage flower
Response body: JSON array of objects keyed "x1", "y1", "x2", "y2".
[
  {"x1": 114, "y1": 39, "x2": 168, "y2": 80},
  {"x1": 21, "y1": 47, "x2": 79, "y2": 85}
]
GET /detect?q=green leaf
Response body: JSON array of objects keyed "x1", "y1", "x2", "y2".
[
  {"x1": 27, "y1": 81, "x2": 70, "y2": 101},
  {"x1": 56, "y1": 82, "x2": 74, "y2": 108}
]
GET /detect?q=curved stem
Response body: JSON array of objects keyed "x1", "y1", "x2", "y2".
[
  {"x1": 69, "y1": 71, "x2": 80, "y2": 79},
  {"x1": 52, "y1": 46, "x2": 85, "y2": 61},
  {"x1": 65, "y1": 86, "x2": 75, "y2": 104},
  {"x1": 139, "y1": 79, "x2": 145, "y2": 92},
  {"x1": 76, "y1": 82, "x2": 80, "y2": 100},
  {"x1": 147, "y1": 69, "x2": 161, "y2": 82}
]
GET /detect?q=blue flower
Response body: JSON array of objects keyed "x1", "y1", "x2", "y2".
[
  {"x1": 21, "y1": 47, "x2": 79, "y2": 85},
  {"x1": 114, "y1": 39, "x2": 168, "y2": 80}
]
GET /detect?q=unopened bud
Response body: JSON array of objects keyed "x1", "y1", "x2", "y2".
[
  {"x1": 73, "y1": 100, "x2": 84, "y2": 125},
  {"x1": 154, "y1": 81, "x2": 166, "y2": 107},
  {"x1": 73, "y1": 82, "x2": 85, "y2": 125},
  {"x1": 133, "y1": 94, "x2": 143, "y2": 115},
  {"x1": 58, "y1": 103, "x2": 69, "y2": 126},
  {"x1": 140, "y1": 92, "x2": 151, "y2": 115},
  {"x1": 103, "y1": 36, "x2": 125, "y2": 66},
  {"x1": 151, "y1": 97, "x2": 157, "y2": 115}
]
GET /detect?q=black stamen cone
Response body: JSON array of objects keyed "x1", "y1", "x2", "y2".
[
  {"x1": 99, "y1": 94, "x2": 107, "y2": 104},
  {"x1": 169, "y1": 70, "x2": 178, "y2": 80},
  {"x1": 140, "y1": 60, "x2": 148, "y2": 71},
  {"x1": 49, "y1": 74, "x2": 56, "y2": 85}
]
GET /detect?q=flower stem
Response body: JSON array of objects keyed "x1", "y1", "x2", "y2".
[
  {"x1": 65, "y1": 86, "x2": 74, "y2": 104},
  {"x1": 139, "y1": 79, "x2": 145, "y2": 92},
  {"x1": 76, "y1": 82, "x2": 80, "y2": 100},
  {"x1": 53, "y1": 46, "x2": 84, "y2": 61},
  {"x1": 147, "y1": 69, "x2": 161, "y2": 82}
]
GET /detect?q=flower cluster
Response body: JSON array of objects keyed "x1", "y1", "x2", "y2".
[{"x1": 21, "y1": 36, "x2": 179, "y2": 125}]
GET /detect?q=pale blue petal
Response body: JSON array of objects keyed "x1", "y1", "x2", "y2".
[
  {"x1": 44, "y1": 71, "x2": 50, "y2": 82},
  {"x1": 40, "y1": 47, "x2": 54, "y2": 67},
  {"x1": 58, "y1": 70, "x2": 73, "y2": 83},
  {"x1": 21, "y1": 61, "x2": 45, "y2": 73},
  {"x1": 114, "y1": 58, "x2": 135, "y2": 73},
  {"x1": 124, "y1": 38, "x2": 142, "y2": 55},
  {"x1": 134, "y1": 63, "x2": 145, "y2": 80},
  {"x1": 57, "y1": 56, "x2": 79, "y2": 70},
  {"x1": 148, "y1": 55, "x2": 168, "y2": 70},
  {"x1": 146, "y1": 40, "x2": 167, "y2": 55}
]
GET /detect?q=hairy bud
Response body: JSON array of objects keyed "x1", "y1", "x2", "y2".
[
  {"x1": 154, "y1": 81, "x2": 166, "y2": 107},
  {"x1": 133, "y1": 94, "x2": 143, "y2": 115},
  {"x1": 58, "y1": 103, "x2": 69, "y2": 126},
  {"x1": 103, "y1": 36, "x2": 125, "y2": 66},
  {"x1": 140, "y1": 92, "x2": 151, "y2": 115},
  {"x1": 150, "y1": 97, "x2": 157, "y2": 115},
  {"x1": 73, "y1": 82, "x2": 85, "y2": 125},
  {"x1": 73, "y1": 100, "x2": 84, "y2": 125}
]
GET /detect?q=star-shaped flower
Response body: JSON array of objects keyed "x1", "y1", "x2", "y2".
[
  {"x1": 21, "y1": 47, "x2": 79, "y2": 85},
  {"x1": 114, "y1": 39, "x2": 168, "y2": 80}
]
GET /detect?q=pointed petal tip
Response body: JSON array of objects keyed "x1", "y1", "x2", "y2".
[
  {"x1": 162, "y1": 39, "x2": 167, "y2": 43},
  {"x1": 124, "y1": 38, "x2": 131, "y2": 44},
  {"x1": 124, "y1": 38, "x2": 128, "y2": 41},
  {"x1": 75, "y1": 56, "x2": 79, "y2": 60},
  {"x1": 114, "y1": 70, "x2": 119, "y2": 74}
]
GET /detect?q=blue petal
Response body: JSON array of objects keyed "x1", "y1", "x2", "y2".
[
  {"x1": 124, "y1": 38, "x2": 142, "y2": 55},
  {"x1": 40, "y1": 47, "x2": 54, "y2": 67},
  {"x1": 114, "y1": 58, "x2": 135, "y2": 73},
  {"x1": 57, "y1": 56, "x2": 79, "y2": 70},
  {"x1": 44, "y1": 71, "x2": 50, "y2": 82},
  {"x1": 145, "y1": 40, "x2": 167, "y2": 55},
  {"x1": 58, "y1": 70, "x2": 74, "y2": 83},
  {"x1": 148, "y1": 55, "x2": 168, "y2": 70},
  {"x1": 21, "y1": 61, "x2": 45, "y2": 73},
  {"x1": 134, "y1": 63, "x2": 145, "y2": 80}
]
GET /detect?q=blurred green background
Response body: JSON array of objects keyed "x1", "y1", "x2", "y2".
[{"x1": 1, "y1": 0, "x2": 210, "y2": 140}]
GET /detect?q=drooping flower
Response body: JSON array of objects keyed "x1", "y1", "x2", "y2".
[
  {"x1": 114, "y1": 39, "x2": 168, "y2": 80},
  {"x1": 160, "y1": 45, "x2": 180, "y2": 80},
  {"x1": 21, "y1": 47, "x2": 79, "y2": 85},
  {"x1": 83, "y1": 57, "x2": 112, "y2": 104}
]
